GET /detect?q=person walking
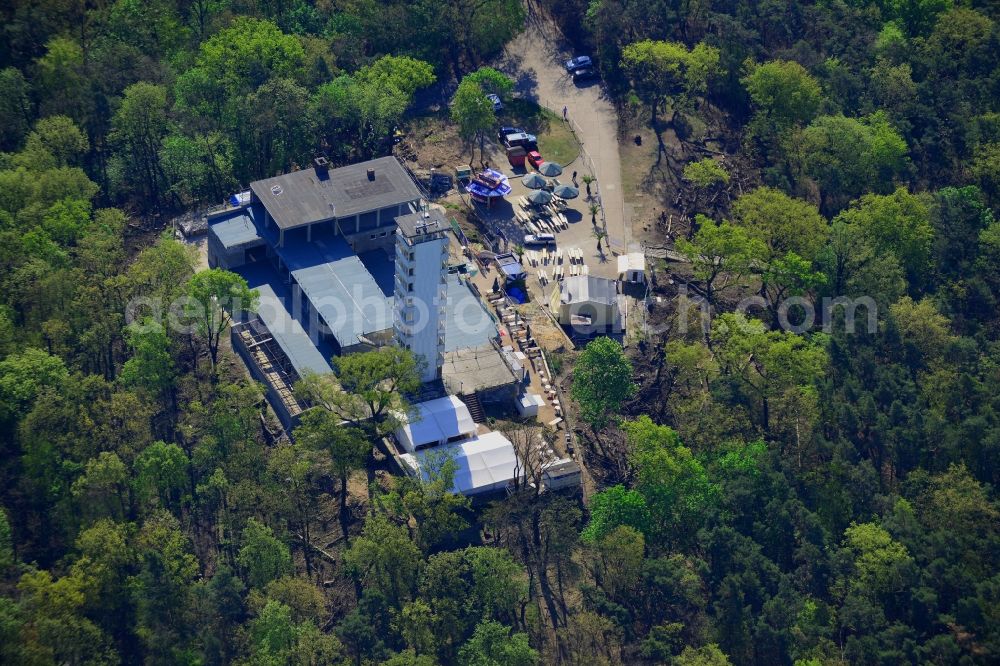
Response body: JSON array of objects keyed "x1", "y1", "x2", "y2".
[{"x1": 562, "y1": 105, "x2": 568, "y2": 120}]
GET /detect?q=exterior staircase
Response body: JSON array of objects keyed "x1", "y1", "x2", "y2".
[{"x1": 458, "y1": 392, "x2": 486, "y2": 423}]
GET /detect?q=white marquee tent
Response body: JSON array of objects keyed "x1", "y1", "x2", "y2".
[
  {"x1": 399, "y1": 431, "x2": 520, "y2": 496},
  {"x1": 395, "y1": 395, "x2": 476, "y2": 452}
]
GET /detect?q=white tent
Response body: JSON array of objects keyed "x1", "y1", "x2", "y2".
[
  {"x1": 399, "y1": 431, "x2": 520, "y2": 496},
  {"x1": 395, "y1": 395, "x2": 476, "y2": 452},
  {"x1": 618, "y1": 252, "x2": 646, "y2": 283}
]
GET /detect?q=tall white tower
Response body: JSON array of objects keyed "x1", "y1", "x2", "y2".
[{"x1": 394, "y1": 209, "x2": 450, "y2": 382}]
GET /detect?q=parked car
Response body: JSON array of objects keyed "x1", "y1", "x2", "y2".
[
  {"x1": 486, "y1": 93, "x2": 503, "y2": 111},
  {"x1": 565, "y1": 56, "x2": 593, "y2": 72},
  {"x1": 504, "y1": 132, "x2": 537, "y2": 149},
  {"x1": 497, "y1": 126, "x2": 520, "y2": 141},
  {"x1": 523, "y1": 233, "x2": 557, "y2": 246},
  {"x1": 572, "y1": 67, "x2": 598, "y2": 83},
  {"x1": 526, "y1": 151, "x2": 544, "y2": 169}
]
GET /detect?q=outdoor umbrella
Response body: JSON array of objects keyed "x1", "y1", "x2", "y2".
[
  {"x1": 553, "y1": 184, "x2": 579, "y2": 199},
  {"x1": 521, "y1": 173, "x2": 547, "y2": 189},
  {"x1": 538, "y1": 161, "x2": 562, "y2": 177},
  {"x1": 527, "y1": 189, "x2": 553, "y2": 205}
]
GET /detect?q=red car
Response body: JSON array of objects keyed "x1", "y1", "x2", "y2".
[{"x1": 527, "y1": 151, "x2": 544, "y2": 169}]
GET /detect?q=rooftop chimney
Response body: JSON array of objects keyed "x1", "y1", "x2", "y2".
[
  {"x1": 313, "y1": 155, "x2": 329, "y2": 175},
  {"x1": 367, "y1": 168, "x2": 375, "y2": 181}
]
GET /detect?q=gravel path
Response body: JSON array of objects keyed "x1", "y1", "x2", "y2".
[{"x1": 499, "y1": 10, "x2": 629, "y2": 255}]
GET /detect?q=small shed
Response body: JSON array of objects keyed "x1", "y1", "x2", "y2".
[
  {"x1": 618, "y1": 252, "x2": 646, "y2": 284},
  {"x1": 542, "y1": 458, "x2": 582, "y2": 491},
  {"x1": 517, "y1": 393, "x2": 546, "y2": 417}
]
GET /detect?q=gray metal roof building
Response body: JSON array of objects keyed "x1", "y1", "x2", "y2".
[
  {"x1": 267, "y1": 226, "x2": 393, "y2": 349},
  {"x1": 560, "y1": 275, "x2": 618, "y2": 305},
  {"x1": 250, "y1": 156, "x2": 422, "y2": 231},
  {"x1": 253, "y1": 283, "x2": 334, "y2": 377},
  {"x1": 210, "y1": 207, "x2": 264, "y2": 249}
]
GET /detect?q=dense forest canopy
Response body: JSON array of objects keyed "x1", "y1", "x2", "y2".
[{"x1": 1, "y1": 0, "x2": 999, "y2": 664}]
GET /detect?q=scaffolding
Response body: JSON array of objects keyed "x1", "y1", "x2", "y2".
[{"x1": 233, "y1": 319, "x2": 306, "y2": 418}]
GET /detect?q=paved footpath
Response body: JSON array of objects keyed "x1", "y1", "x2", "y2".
[{"x1": 499, "y1": 10, "x2": 630, "y2": 256}]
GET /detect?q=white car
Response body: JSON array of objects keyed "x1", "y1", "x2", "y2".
[
  {"x1": 565, "y1": 56, "x2": 593, "y2": 72},
  {"x1": 486, "y1": 93, "x2": 503, "y2": 112},
  {"x1": 523, "y1": 233, "x2": 556, "y2": 246}
]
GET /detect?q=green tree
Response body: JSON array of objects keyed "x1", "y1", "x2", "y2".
[
  {"x1": 19, "y1": 115, "x2": 89, "y2": 168},
  {"x1": 71, "y1": 452, "x2": 130, "y2": 520},
  {"x1": 582, "y1": 485, "x2": 651, "y2": 542},
  {"x1": 185, "y1": 17, "x2": 304, "y2": 99},
  {"x1": 710, "y1": 314, "x2": 829, "y2": 433},
  {"x1": 0, "y1": 67, "x2": 31, "y2": 151},
  {"x1": 571, "y1": 337, "x2": 637, "y2": 430},
  {"x1": 834, "y1": 187, "x2": 934, "y2": 289},
  {"x1": 356, "y1": 55, "x2": 437, "y2": 99},
  {"x1": 399, "y1": 599, "x2": 437, "y2": 656},
  {"x1": 16, "y1": 568, "x2": 118, "y2": 664},
  {"x1": 590, "y1": 525, "x2": 645, "y2": 600},
  {"x1": 0, "y1": 507, "x2": 13, "y2": 571},
  {"x1": 134, "y1": 440, "x2": 189, "y2": 508},
  {"x1": 110, "y1": 82, "x2": 170, "y2": 207},
  {"x1": 676, "y1": 216, "x2": 767, "y2": 307},
  {"x1": 743, "y1": 59, "x2": 822, "y2": 127},
  {"x1": 931, "y1": 185, "x2": 993, "y2": 282},
  {"x1": 624, "y1": 416, "x2": 718, "y2": 542},
  {"x1": 731, "y1": 187, "x2": 828, "y2": 262},
  {"x1": 970, "y1": 142, "x2": 1000, "y2": 206},
  {"x1": 458, "y1": 620, "x2": 538, "y2": 666},
  {"x1": 297, "y1": 347, "x2": 420, "y2": 437},
  {"x1": 0, "y1": 347, "x2": 68, "y2": 422},
  {"x1": 344, "y1": 514, "x2": 422, "y2": 610},
  {"x1": 841, "y1": 522, "x2": 912, "y2": 595},
  {"x1": 184, "y1": 268, "x2": 259, "y2": 369},
  {"x1": 799, "y1": 112, "x2": 908, "y2": 210},
  {"x1": 466, "y1": 546, "x2": 527, "y2": 625},
  {"x1": 882, "y1": 0, "x2": 953, "y2": 35},
  {"x1": 621, "y1": 40, "x2": 720, "y2": 125},
  {"x1": 451, "y1": 68, "x2": 512, "y2": 164},
  {"x1": 398, "y1": 450, "x2": 471, "y2": 552},
  {"x1": 675, "y1": 644, "x2": 733, "y2": 666},
  {"x1": 242, "y1": 77, "x2": 314, "y2": 177},
  {"x1": 683, "y1": 158, "x2": 730, "y2": 189},
  {"x1": 237, "y1": 518, "x2": 293, "y2": 589},
  {"x1": 381, "y1": 649, "x2": 438, "y2": 666},
  {"x1": 130, "y1": 511, "x2": 200, "y2": 660},
  {"x1": 119, "y1": 319, "x2": 176, "y2": 401},
  {"x1": 293, "y1": 409, "x2": 370, "y2": 510}
]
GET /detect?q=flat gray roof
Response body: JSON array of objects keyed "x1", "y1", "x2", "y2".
[
  {"x1": 444, "y1": 275, "x2": 498, "y2": 351},
  {"x1": 442, "y1": 343, "x2": 518, "y2": 394},
  {"x1": 251, "y1": 156, "x2": 422, "y2": 231},
  {"x1": 396, "y1": 209, "x2": 448, "y2": 239},
  {"x1": 209, "y1": 206, "x2": 264, "y2": 250},
  {"x1": 561, "y1": 275, "x2": 617, "y2": 305}
]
